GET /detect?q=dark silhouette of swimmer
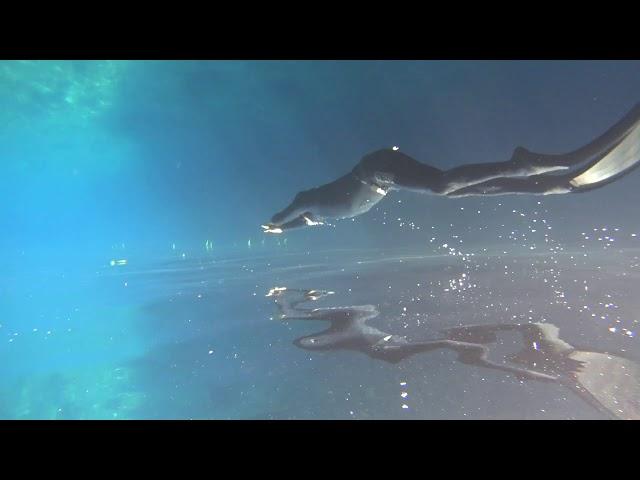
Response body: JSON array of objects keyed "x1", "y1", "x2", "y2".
[
  {"x1": 267, "y1": 287, "x2": 640, "y2": 419},
  {"x1": 263, "y1": 104, "x2": 640, "y2": 233}
]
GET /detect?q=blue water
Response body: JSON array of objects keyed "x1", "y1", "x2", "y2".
[{"x1": 1, "y1": 60, "x2": 640, "y2": 419}]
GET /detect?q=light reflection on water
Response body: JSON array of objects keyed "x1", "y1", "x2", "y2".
[{"x1": 1, "y1": 242, "x2": 639, "y2": 419}]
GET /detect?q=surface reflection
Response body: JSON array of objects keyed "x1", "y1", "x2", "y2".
[{"x1": 268, "y1": 286, "x2": 640, "y2": 419}]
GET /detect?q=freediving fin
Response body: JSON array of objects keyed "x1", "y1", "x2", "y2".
[{"x1": 568, "y1": 114, "x2": 640, "y2": 189}]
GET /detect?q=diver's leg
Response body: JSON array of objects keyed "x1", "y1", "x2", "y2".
[
  {"x1": 436, "y1": 156, "x2": 570, "y2": 195},
  {"x1": 434, "y1": 104, "x2": 640, "y2": 194},
  {"x1": 354, "y1": 148, "x2": 541, "y2": 194},
  {"x1": 442, "y1": 323, "x2": 522, "y2": 344},
  {"x1": 444, "y1": 174, "x2": 574, "y2": 198},
  {"x1": 388, "y1": 339, "x2": 558, "y2": 380},
  {"x1": 517, "y1": 102, "x2": 640, "y2": 167},
  {"x1": 460, "y1": 103, "x2": 640, "y2": 176},
  {"x1": 448, "y1": 126, "x2": 640, "y2": 197},
  {"x1": 439, "y1": 340, "x2": 558, "y2": 381},
  {"x1": 356, "y1": 149, "x2": 568, "y2": 196}
]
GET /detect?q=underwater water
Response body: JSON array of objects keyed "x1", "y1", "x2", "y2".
[{"x1": 1, "y1": 60, "x2": 640, "y2": 419}]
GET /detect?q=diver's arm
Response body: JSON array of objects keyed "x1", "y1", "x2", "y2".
[{"x1": 264, "y1": 172, "x2": 384, "y2": 233}]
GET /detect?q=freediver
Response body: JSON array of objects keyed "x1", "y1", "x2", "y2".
[
  {"x1": 262, "y1": 103, "x2": 640, "y2": 233},
  {"x1": 267, "y1": 287, "x2": 640, "y2": 419}
]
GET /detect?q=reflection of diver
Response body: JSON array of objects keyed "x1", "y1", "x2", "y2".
[
  {"x1": 263, "y1": 104, "x2": 640, "y2": 233},
  {"x1": 267, "y1": 287, "x2": 640, "y2": 419},
  {"x1": 445, "y1": 323, "x2": 640, "y2": 420}
]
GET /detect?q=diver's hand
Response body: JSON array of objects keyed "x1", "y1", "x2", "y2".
[
  {"x1": 261, "y1": 213, "x2": 324, "y2": 234},
  {"x1": 261, "y1": 223, "x2": 285, "y2": 234}
]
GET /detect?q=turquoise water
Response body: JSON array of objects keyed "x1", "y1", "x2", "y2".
[{"x1": 1, "y1": 60, "x2": 640, "y2": 419}]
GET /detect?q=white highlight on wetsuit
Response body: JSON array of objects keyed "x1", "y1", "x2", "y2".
[{"x1": 303, "y1": 216, "x2": 324, "y2": 226}]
